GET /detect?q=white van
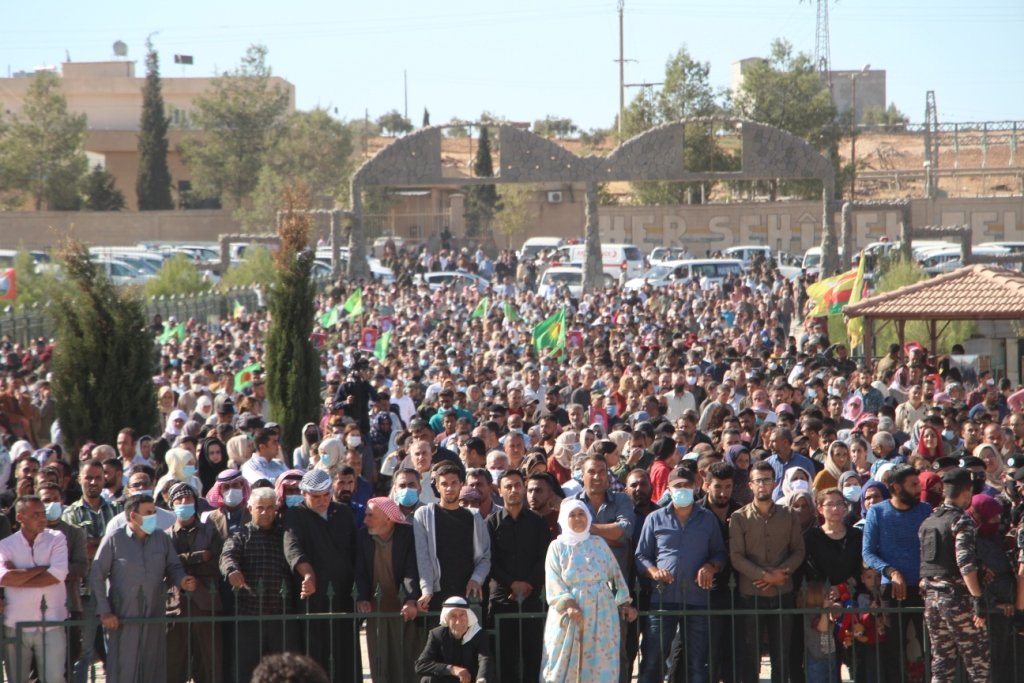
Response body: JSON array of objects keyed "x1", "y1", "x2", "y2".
[
  {"x1": 919, "y1": 245, "x2": 1009, "y2": 275},
  {"x1": 802, "y1": 247, "x2": 822, "y2": 279},
  {"x1": 551, "y1": 243, "x2": 645, "y2": 280},
  {"x1": 624, "y1": 259, "x2": 743, "y2": 291},
  {"x1": 723, "y1": 245, "x2": 773, "y2": 265},
  {"x1": 518, "y1": 237, "x2": 565, "y2": 262}
]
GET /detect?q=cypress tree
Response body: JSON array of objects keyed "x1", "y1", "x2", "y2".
[
  {"x1": 463, "y1": 126, "x2": 501, "y2": 237},
  {"x1": 136, "y1": 41, "x2": 174, "y2": 210},
  {"x1": 50, "y1": 240, "x2": 158, "y2": 453},
  {"x1": 265, "y1": 184, "x2": 320, "y2": 461}
]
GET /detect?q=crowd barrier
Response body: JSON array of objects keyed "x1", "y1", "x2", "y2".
[{"x1": 4, "y1": 579, "x2": 1019, "y2": 682}]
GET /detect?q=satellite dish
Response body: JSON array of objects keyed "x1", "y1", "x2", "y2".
[{"x1": 113, "y1": 41, "x2": 128, "y2": 57}]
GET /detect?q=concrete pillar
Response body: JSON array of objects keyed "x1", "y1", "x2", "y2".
[
  {"x1": 347, "y1": 181, "x2": 370, "y2": 281},
  {"x1": 582, "y1": 182, "x2": 604, "y2": 292}
]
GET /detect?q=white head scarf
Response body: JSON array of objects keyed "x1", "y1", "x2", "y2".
[
  {"x1": 557, "y1": 498, "x2": 593, "y2": 546},
  {"x1": 440, "y1": 597, "x2": 481, "y2": 642}
]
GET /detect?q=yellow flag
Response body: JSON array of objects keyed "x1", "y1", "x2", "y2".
[{"x1": 846, "y1": 252, "x2": 867, "y2": 349}]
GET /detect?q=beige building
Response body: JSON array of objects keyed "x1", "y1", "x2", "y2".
[{"x1": 0, "y1": 60, "x2": 296, "y2": 210}]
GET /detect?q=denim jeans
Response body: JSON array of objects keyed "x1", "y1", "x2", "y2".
[
  {"x1": 5, "y1": 625, "x2": 67, "y2": 683},
  {"x1": 639, "y1": 603, "x2": 710, "y2": 683},
  {"x1": 804, "y1": 654, "x2": 840, "y2": 683}
]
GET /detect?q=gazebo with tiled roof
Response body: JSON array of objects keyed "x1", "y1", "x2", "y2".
[{"x1": 844, "y1": 264, "x2": 1024, "y2": 356}]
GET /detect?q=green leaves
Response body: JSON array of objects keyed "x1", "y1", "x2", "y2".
[
  {"x1": 0, "y1": 71, "x2": 88, "y2": 210},
  {"x1": 179, "y1": 44, "x2": 290, "y2": 210},
  {"x1": 137, "y1": 43, "x2": 174, "y2": 210}
]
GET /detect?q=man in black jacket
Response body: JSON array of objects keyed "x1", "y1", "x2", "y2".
[
  {"x1": 355, "y1": 497, "x2": 422, "y2": 683},
  {"x1": 283, "y1": 469, "x2": 358, "y2": 682},
  {"x1": 416, "y1": 596, "x2": 493, "y2": 683}
]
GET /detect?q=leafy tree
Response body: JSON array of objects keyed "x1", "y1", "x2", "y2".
[
  {"x1": 445, "y1": 119, "x2": 470, "y2": 137},
  {"x1": 862, "y1": 103, "x2": 909, "y2": 133},
  {"x1": 578, "y1": 128, "x2": 610, "y2": 149},
  {"x1": 179, "y1": 45, "x2": 290, "y2": 208},
  {"x1": 239, "y1": 108, "x2": 354, "y2": 231},
  {"x1": 11, "y1": 249, "x2": 57, "y2": 307},
  {"x1": 533, "y1": 116, "x2": 578, "y2": 138},
  {"x1": 463, "y1": 127, "x2": 502, "y2": 237},
  {"x1": 733, "y1": 39, "x2": 841, "y2": 199},
  {"x1": 143, "y1": 254, "x2": 212, "y2": 297},
  {"x1": 493, "y1": 185, "x2": 537, "y2": 248},
  {"x1": 0, "y1": 71, "x2": 88, "y2": 210},
  {"x1": 136, "y1": 42, "x2": 174, "y2": 210},
  {"x1": 218, "y1": 245, "x2": 276, "y2": 290},
  {"x1": 376, "y1": 110, "x2": 413, "y2": 136},
  {"x1": 83, "y1": 164, "x2": 126, "y2": 211},
  {"x1": 265, "y1": 184, "x2": 321, "y2": 455},
  {"x1": 50, "y1": 239, "x2": 159, "y2": 451},
  {"x1": 422, "y1": 108, "x2": 431, "y2": 127},
  {"x1": 621, "y1": 47, "x2": 738, "y2": 204}
]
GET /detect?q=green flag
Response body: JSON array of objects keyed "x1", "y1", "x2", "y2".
[
  {"x1": 232, "y1": 299, "x2": 244, "y2": 318},
  {"x1": 319, "y1": 306, "x2": 339, "y2": 329},
  {"x1": 343, "y1": 288, "x2": 364, "y2": 319},
  {"x1": 502, "y1": 302, "x2": 520, "y2": 322},
  {"x1": 374, "y1": 329, "x2": 393, "y2": 361},
  {"x1": 158, "y1": 322, "x2": 185, "y2": 345},
  {"x1": 532, "y1": 308, "x2": 567, "y2": 354},
  {"x1": 470, "y1": 297, "x2": 489, "y2": 319},
  {"x1": 234, "y1": 362, "x2": 261, "y2": 393}
]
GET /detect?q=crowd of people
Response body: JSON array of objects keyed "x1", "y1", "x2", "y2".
[{"x1": 0, "y1": 242, "x2": 1020, "y2": 683}]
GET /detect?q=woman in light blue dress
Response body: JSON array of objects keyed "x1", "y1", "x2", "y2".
[{"x1": 541, "y1": 498, "x2": 637, "y2": 683}]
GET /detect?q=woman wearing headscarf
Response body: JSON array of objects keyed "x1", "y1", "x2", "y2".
[
  {"x1": 314, "y1": 436, "x2": 346, "y2": 478},
  {"x1": 974, "y1": 443, "x2": 1004, "y2": 495},
  {"x1": 779, "y1": 466, "x2": 814, "y2": 501},
  {"x1": 916, "y1": 470, "x2": 945, "y2": 509},
  {"x1": 155, "y1": 447, "x2": 204, "y2": 504},
  {"x1": 915, "y1": 424, "x2": 944, "y2": 463},
  {"x1": 197, "y1": 436, "x2": 228, "y2": 494},
  {"x1": 724, "y1": 444, "x2": 752, "y2": 505},
  {"x1": 547, "y1": 431, "x2": 580, "y2": 485},
  {"x1": 853, "y1": 479, "x2": 889, "y2": 530},
  {"x1": 541, "y1": 499, "x2": 637, "y2": 683},
  {"x1": 292, "y1": 423, "x2": 320, "y2": 471},
  {"x1": 968, "y1": 493, "x2": 1018, "y2": 677},
  {"x1": 415, "y1": 596, "x2": 493, "y2": 683},
  {"x1": 812, "y1": 440, "x2": 853, "y2": 493},
  {"x1": 369, "y1": 412, "x2": 396, "y2": 462}
]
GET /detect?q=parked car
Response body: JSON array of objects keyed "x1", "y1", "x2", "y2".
[
  {"x1": 918, "y1": 245, "x2": 1009, "y2": 275},
  {"x1": 624, "y1": 259, "x2": 744, "y2": 291},
  {"x1": 649, "y1": 247, "x2": 690, "y2": 265},
  {"x1": 413, "y1": 270, "x2": 489, "y2": 292},
  {"x1": 722, "y1": 245, "x2": 773, "y2": 265}
]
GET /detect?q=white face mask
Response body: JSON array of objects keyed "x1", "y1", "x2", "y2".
[
  {"x1": 790, "y1": 479, "x2": 810, "y2": 492},
  {"x1": 346, "y1": 435, "x2": 362, "y2": 448}
]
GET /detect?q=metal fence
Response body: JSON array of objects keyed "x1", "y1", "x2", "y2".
[
  {"x1": 0, "y1": 288, "x2": 262, "y2": 348},
  {"x1": 3, "y1": 581, "x2": 1019, "y2": 683}
]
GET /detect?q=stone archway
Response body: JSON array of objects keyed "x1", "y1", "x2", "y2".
[{"x1": 349, "y1": 119, "x2": 837, "y2": 284}]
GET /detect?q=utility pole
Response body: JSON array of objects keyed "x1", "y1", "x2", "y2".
[
  {"x1": 404, "y1": 69, "x2": 408, "y2": 120},
  {"x1": 618, "y1": 0, "x2": 625, "y2": 141},
  {"x1": 848, "y1": 64, "x2": 869, "y2": 199}
]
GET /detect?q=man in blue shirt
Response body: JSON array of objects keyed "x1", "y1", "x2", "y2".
[
  {"x1": 635, "y1": 466, "x2": 726, "y2": 683},
  {"x1": 764, "y1": 427, "x2": 816, "y2": 501},
  {"x1": 862, "y1": 464, "x2": 932, "y2": 683}
]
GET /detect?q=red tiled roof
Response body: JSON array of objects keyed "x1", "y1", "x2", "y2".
[{"x1": 845, "y1": 264, "x2": 1024, "y2": 321}]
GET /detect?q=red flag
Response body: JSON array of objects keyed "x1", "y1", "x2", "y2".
[{"x1": 0, "y1": 269, "x2": 15, "y2": 300}]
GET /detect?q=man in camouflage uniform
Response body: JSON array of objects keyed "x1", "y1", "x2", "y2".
[{"x1": 918, "y1": 467, "x2": 990, "y2": 683}]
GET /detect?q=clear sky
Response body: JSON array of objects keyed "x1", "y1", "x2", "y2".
[{"x1": 3, "y1": 0, "x2": 1022, "y2": 131}]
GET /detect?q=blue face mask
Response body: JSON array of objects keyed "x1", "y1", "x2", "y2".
[
  {"x1": 671, "y1": 487, "x2": 694, "y2": 508},
  {"x1": 571, "y1": 469, "x2": 583, "y2": 483},
  {"x1": 173, "y1": 503, "x2": 196, "y2": 520},
  {"x1": 395, "y1": 488, "x2": 419, "y2": 507},
  {"x1": 140, "y1": 514, "x2": 158, "y2": 535},
  {"x1": 44, "y1": 501, "x2": 62, "y2": 522},
  {"x1": 183, "y1": 465, "x2": 197, "y2": 479},
  {"x1": 285, "y1": 495, "x2": 304, "y2": 508},
  {"x1": 843, "y1": 485, "x2": 862, "y2": 502},
  {"x1": 136, "y1": 489, "x2": 154, "y2": 499}
]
